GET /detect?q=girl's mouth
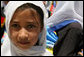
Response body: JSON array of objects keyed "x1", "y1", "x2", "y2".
[{"x1": 18, "y1": 41, "x2": 30, "y2": 45}]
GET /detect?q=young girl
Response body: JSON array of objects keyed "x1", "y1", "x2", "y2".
[{"x1": 1, "y1": 1, "x2": 52, "y2": 56}]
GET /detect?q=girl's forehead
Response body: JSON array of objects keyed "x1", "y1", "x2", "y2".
[
  {"x1": 13, "y1": 9, "x2": 37, "y2": 18},
  {"x1": 11, "y1": 9, "x2": 40, "y2": 24}
]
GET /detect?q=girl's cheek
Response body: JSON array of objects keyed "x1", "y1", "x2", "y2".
[
  {"x1": 10, "y1": 31, "x2": 18, "y2": 41},
  {"x1": 30, "y1": 33, "x2": 39, "y2": 45}
]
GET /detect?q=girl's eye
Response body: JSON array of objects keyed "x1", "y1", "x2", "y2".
[
  {"x1": 11, "y1": 24, "x2": 20, "y2": 28},
  {"x1": 27, "y1": 25, "x2": 36, "y2": 29}
]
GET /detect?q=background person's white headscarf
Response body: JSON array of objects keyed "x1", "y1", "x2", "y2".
[
  {"x1": 47, "y1": 1, "x2": 83, "y2": 29},
  {"x1": 1, "y1": 1, "x2": 52, "y2": 56}
]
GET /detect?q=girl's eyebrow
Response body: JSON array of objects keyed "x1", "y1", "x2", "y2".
[
  {"x1": 11, "y1": 20, "x2": 39, "y2": 24},
  {"x1": 12, "y1": 21, "x2": 19, "y2": 23},
  {"x1": 26, "y1": 22, "x2": 36, "y2": 24},
  {"x1": 26, "y1": 22, "x2": 39, "y2": 26},
  {"x1": 11, "y1": 19, "x2": 19, "y2": 23}
]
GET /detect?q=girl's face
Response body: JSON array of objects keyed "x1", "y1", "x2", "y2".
[{"x1": 9, "y1": 9, "x2": 42, "y2": 50}]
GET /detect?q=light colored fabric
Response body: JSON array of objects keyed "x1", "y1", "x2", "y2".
[
  {"x1": 1, "y1": 1, "x2": 5, "y2": 8},
  {"x1": 47, "y1": 1, "x2": 83, "y2": 29},
  {"x1": 1, "y1": 1, "x2": 53, "y2": 56}
]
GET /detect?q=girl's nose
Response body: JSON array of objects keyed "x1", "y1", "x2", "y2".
[{"x1": 18, "y1": 28, "x2": 29, "y2": 42}]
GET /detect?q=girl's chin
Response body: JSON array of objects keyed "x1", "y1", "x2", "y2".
[
  {"x1": 16, "y1": 44, "x2": 32, "y2": 50},
  {"x1": 17, "y1": 46, "x2": 31, "y2": 50}
]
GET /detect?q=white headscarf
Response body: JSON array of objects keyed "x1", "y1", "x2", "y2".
[
  {"x1": 1, "y1": 1, "x2": 5, "y2": 8},
  {"x1": 1, "y1": 1, "x2": 53, "y2": 56},
  {"x1": 47, "y1": 1, "x2": 83, "y2": 29}
]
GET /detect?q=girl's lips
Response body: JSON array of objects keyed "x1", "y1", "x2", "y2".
[{"x1": 18, "y1": 41, "x2": 30, "y2": 45}]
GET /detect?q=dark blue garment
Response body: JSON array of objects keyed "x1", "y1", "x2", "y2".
[
  {"x1": 46, "y1": 20, "x2": 78, "y2": 44},
  {"x1": 49, "y1": 20, "x2": 78, "y2": 31}
]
